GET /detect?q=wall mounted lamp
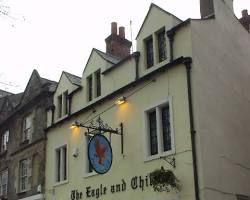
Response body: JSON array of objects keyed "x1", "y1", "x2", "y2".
[
  {"x1": 115, "y1": 96, "x2": 126, "y2": 105},
  {"x1": 69, "y1": 117, "x2": 124, "y2": 154}
]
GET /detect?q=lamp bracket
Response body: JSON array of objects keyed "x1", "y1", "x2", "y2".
[
  {"x1": 74, "y1": 116, "x2": 124, "y2": 154},
  {"x1": 160, "y1": 156, "x2": 176, "y2": 168}
]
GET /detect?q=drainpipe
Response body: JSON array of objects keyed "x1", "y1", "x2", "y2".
[
  {"x1": 51, "y1": 105, "x2": 55, "y2": 125},
  {"x1": 184, "y1": 57, "x2": 200, "y2": 200},
  {"x1": 166, "y1": 30, "x2": 175, "y2": 62}
]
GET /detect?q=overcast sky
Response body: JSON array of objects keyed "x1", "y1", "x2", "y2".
[{"x1": 0, "y1": 0, "x2": 249, "y2": 93}]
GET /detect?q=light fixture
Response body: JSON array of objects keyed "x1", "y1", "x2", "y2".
[
  {"x1": 69, "y1": 121, "x2": 80, "y2": 129},
  {"x1": 115, "y1": 96, "x2": 126, "y2": 105}
]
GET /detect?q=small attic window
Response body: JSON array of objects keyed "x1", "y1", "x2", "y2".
[
  {"x1": 145, "y1": 36, "x2": 154, "y2": 68},
  {"x1": 87, "y1": 75, "x2": 93, "y2": 102},
  {"x1": 157, "y1": 28, "x2": 167, "y2": 62},
  {"x1": 94, "y1": 70, "x2": 101, "y2": 98}
]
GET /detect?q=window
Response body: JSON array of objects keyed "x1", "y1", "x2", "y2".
[
  {"x1": 19, "y1": 159, "x2": 28, "y2": 192},
  {"x1": 55, "y1": 145, "x2": 67, "y2": 183},
  {"x1": 63, "y1": 91, "x2": 68, "y2": 116},
  {"x1": 157, "y1": 29, "x2": 167, "y2": 62},
  {"x1": 87, "y1": 75, "x2": 93, "y2": 102},
  {"x1": 57, "y1": 90, "x2": 68, "y2": 119},
  {"x1": 0, "y1": 170, "x2": 8, "y2": 197},
  {"x1": 1, "y1": 130, "x2": 9, "y2": 152},
  {"x1": 86, "y1": 136, "x2": 93, "y2": 174},
  {"x1": 23, "y1": 115, "x2": 32, "y2": 142},
  {"x1": 94, "y1": 70, "x2": 101, "y2": 98},
  {"x1": 57, "y1": 95, "x2": 62, "y2": 118},
  {"x1": 144, "y1": 99, "x2": 174, "y2": 159},
  {"x1": 145, "y1": 36, "x2": 154, "y2": 68}
]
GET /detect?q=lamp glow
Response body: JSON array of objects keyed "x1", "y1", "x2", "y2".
[
  {"x1": 69, "y1": 121, "x2": 80, "y2": 129},
  {"x1": 115, "y1": 96, "x2": 126, "y2": 105}
]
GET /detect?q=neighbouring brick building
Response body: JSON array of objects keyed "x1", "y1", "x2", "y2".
[{"x1": 0, "y1": 70, "x2": 57, "y2": 200}]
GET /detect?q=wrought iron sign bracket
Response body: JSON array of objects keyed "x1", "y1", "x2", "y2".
[
  {"x1": 160, "y1": 156, "x2": 176, "y2": 168},
  {"x1": 73, "y1": 117, "x2": 124, "y2": 154}
]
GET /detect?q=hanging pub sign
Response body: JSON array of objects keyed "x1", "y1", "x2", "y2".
[{"x1": 88, "y1": 134, "x2": 113, "y2": 174}]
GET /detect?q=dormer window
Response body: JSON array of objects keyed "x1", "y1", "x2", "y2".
[
  {"x1": 87, "y1": 70, "x2": 101, "y2": 102},
  {"x1": 22, "y1": 114, "x2": 32, "y2": 143},
  {"x1": 157, "y1": 29, "x2": 167, "y2": 62},
  {"x1": 87, "y1": 75, "x2": 93, "y2": 102},
  {"x1": 57, "y1": 95, "x2": 62, "y2": 118},
  {"x1": 145, "y1": 36, "x2": 154, "y2": 68},
  {"x1": 57, "y1": 90, "x2": 68, "y2": 119},
  {"x1": 94, "y1": 70, "x2": 101, "y2": 98}
]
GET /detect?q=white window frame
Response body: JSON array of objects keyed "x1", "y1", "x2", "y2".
[
  {"x1": 0, "y1": 169, "x2": 8, "y2": 197},
  {"x1": 143, "y1": 97, "x2": 175, "y2": 162},
  {"x1": 54, "y1": 144, "x2": 68, "y2": 185},
  {"x1": 57, "y1": 90, "x2": 69, "y2": 120},
  {"x1": 22, "y1": 114, "x2": 32, "y2": 142},
  {"x1": 19, "y1": 159, "x2": 28, "y2": 192},
  {"x1": 83, "y1": 134, "x2": 96, "y2": 178},
  {"x1": 1, "y1": 130, "x2": 9, "y2": 152}
]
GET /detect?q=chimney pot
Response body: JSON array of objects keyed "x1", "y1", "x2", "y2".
[
  {"x1": 119, "y1": 26, "x2": 125, "y2": 39},
  {"x1": 242, "y1": 9, "x2": 248, "y2": 18},
  {"x1": 111, "y1": 22, "x2": 117, "y2": 35}
]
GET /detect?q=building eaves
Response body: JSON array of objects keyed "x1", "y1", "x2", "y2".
[
  {"x1": 45, "y1": 56, "x2": 192, "y2": 131},
  {"x1": 102, "y1": 52, "x2": 140, "y2": 75}
]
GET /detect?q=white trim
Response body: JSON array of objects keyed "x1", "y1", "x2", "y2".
[
  {"x1": 53, "y1": 143, "x2": 68, "y2": 185},
  {"x1": 18, "y1": 194, "x2": 44, "y2": 200},
  {"x1": 143, "y1": 96, "x2": 175, "y2": 162}
]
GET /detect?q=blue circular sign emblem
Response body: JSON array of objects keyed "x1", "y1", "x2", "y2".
[{"x1": 88, "y1": 134, "x2": 112, "y2": 174}]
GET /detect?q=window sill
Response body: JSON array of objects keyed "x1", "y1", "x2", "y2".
[
  {"x1": 55, "y1": 114, "x2": 69, "y2": 123},
  {"x1": 20, "y1": 140, "x2": 30, "y2": 146},
  {"x1": 0, "y1": 150, "x2": 7, "y2": 157},
  {"x1": 144, "y1": 150, "x2": 175, "y2": 163},
  {"x1": 53, "y1": 179, "x2": 68, "y2": 187},
  {"x1": 83, "y1": 171, "x2": 97, "y2": 179},
  {"x1": 17, "y1": 189, "x2": 28, "y2": 195}
]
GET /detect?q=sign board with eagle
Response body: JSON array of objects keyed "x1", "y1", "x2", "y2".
[{"x1": 88, "y1": 134, "x2": 113, "y2": 174}]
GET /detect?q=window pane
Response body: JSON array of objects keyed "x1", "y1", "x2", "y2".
[
  {"x1": 158, "y1": 30, "x2": 167, "y2": 62},
  {"x1": 57, "y1": 95, "x2": 62, "y2": 118},
  {"x1": 63, "y1": 147, "x2": 67, "y2": 180},
  {"x1": 56, "y1": 150, "x2": 61, "y2": 182},
  {"x1": 95, "y1": 70, "x2": 101, "y2": 97},
  {"x1": 149, "y1": 110, "x2": 158, "y2": 155},
  {"x1": 87, "y1": 76, "x2": 93, "y2": 101},
  {"x1": 20, "y1": 160, "x2": 27, "y2": 191},
  {"x1": 23, "y1": 115, "x2": 32, "y2": 141},
  {"x1": 146, "y1": 37, "x2": 154, "y2": 68},
  {"x1": 162, "y1": 105, "x2": 171, "y2": 151},
  {"x1": 87, "y1": 136, "x2": 93, "y2": 173},
  {"x1": 63, "y1": 91, "x2": 68, "y2": 115}
]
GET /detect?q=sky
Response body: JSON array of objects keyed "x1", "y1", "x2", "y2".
[{"x1": 0, "y1": 0, "x2": 249, "y2": 94}]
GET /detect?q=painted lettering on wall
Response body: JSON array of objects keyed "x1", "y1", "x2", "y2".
[{"x1": 70, "y1": 175, "x2": 152, "y2": 200}]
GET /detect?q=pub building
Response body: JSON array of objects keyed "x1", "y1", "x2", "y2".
[{"x1": 44, "y1": 1, "x2": 250, "y2": 200}]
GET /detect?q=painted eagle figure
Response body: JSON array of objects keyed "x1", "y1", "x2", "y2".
[{"x1": 95, "y1": 138, "x2": 108, "y2": 165}]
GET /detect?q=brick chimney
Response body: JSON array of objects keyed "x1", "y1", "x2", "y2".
[
  {"x1": 239, "y1": 9, "x2": 250, "y2": 32},
  {"x1": 105, "y1": 22, "x2": 132, "y2": 59}
]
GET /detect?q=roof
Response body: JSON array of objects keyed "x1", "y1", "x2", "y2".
[
  {"x1": 63, "y1": 71, "x2": 81, "y2": 86},
  {"x1": 94, "y1": 48, "x2": 121, "y2": 64},
  {"x1": 8, "y1": 92, "x2": 23, "y2": 108},
  {"x1": 0, "y1": 89, "x2": 13, "y2": 98},
  {"x1": 136, "y1": 3, "x2": 182, "y2": 39}
]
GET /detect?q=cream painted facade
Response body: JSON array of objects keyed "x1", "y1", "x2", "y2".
[{"x1": 45, "y1": 1, "x2": 250, "y2": 200}]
